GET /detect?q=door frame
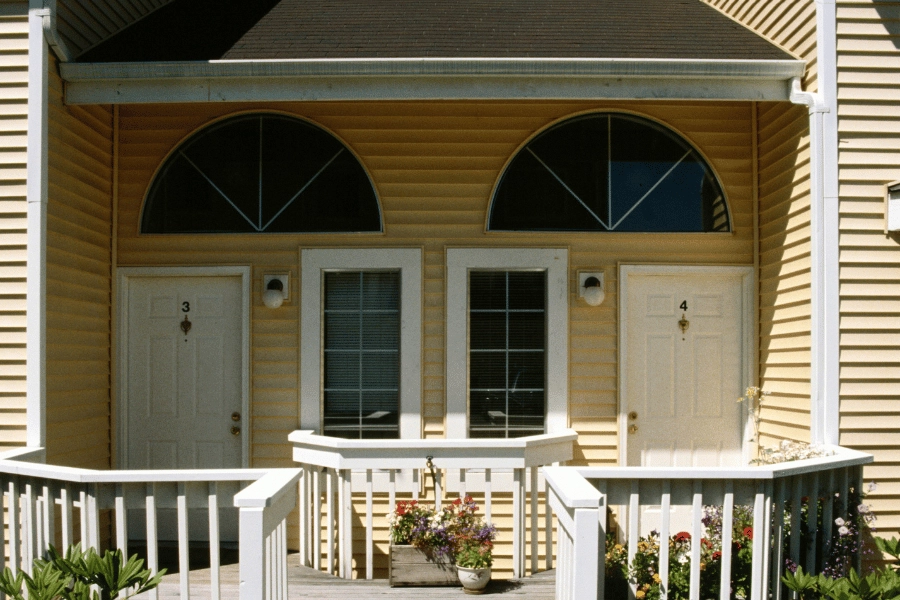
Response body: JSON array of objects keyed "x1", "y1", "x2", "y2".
[
  {"x1": 617, "y1": 264, "x2": 756, "y2": 467},
  {"x1": 116, "y1": 266, "x2": 252, "y2": 469}
]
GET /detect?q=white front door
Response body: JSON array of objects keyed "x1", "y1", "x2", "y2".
[
  {"x1": 622, "y1": 267, "x2": 750, "y2": 468},
  {"x1": 123, "y1": 275, "x2": 245, "y2": 470}
]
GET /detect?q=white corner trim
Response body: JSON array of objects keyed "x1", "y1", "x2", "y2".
[
  {"x1": 115, "y1": 266, "x2": 252, "y2": 468},
  {"x1": 299, "y1": 248, "x2": 423, "y2": 439},
  {"x1": 445, "y1": 248, "x2": 569, "y2": 439},
  {"x1": 35, "y1": 0, "x2": 71, "y2": 62},
  {"x1": 25, "y1": 3, "x2": 48, "y2": 448},
  {"x1": 617, "y1": 265, "x2": 755, "y2": 466}
]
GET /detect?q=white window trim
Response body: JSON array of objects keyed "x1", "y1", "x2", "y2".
[
  {"x1": 300, "y1": 248, "x2": 423, "y2": 439},
  {"x1": 446, "y1": 248, "x2": 569, "y2": 439}
]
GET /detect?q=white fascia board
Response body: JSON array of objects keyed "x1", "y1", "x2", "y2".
[{"x1": 60, "y1": 58, "x2": 806, "y2": 104}]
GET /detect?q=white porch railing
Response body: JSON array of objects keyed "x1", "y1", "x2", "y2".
[
  {"x1": 545, "y1": 446, "x2": 874, "y2": 600},
  {"x1": 0, "y1": 448, "x2": 301, "y2": 600},
  {"x1": 289, "y1": 429, "x2": 578, "y2": 579}
]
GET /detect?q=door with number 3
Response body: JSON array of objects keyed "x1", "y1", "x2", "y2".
[
  {"x1": 121, "y1": 274, "x2": 246, "y2": 471},
  {"x1": 621, "y1": 266, "x2": 752, "y2": 468}
]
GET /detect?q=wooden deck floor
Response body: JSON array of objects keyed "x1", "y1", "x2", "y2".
[{"x1": 144, "y1": 554, "x2": 557, "y2": 599}]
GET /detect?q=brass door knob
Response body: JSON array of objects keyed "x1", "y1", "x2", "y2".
[
  {"x1": 628, "y1": 424, "x2": 638, "y2": 434},
  {"x1": 231, "y1": 426, "x2": 241, "y2": 436},
  {"x1": 232, "y1": 412, "x2": 241, "y2": 422},
  {"x1": 629, "y1": 411, "x2": 638, "y2": 420}
]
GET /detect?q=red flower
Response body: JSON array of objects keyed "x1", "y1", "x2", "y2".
[
  {"x1": 674, "y1": 531, "x2": 691, "y2": 542},
  {"x1": 742, "y1": 527, "x2": 753, "y2": 540},
  {"x1": 712, "y1": 551, "x2": 722, "y2": 561},
  {"x1": 453, "y1": 497, "x2": 462, "y2": 506},
  {"x1": 701, "y1": 538, "x2": 713, "y2": 549}
]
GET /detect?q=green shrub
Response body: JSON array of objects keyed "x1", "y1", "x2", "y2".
[{"x1": 0, "y1": 544, "x2": 165, "y2": 600}]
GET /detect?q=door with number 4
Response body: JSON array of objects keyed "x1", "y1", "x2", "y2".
[{"x1": 621, "y1": 267, "x2": 752, "y2": 468}]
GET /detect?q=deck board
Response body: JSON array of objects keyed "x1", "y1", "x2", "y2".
[{"x1": 140, "y1": 554, "x2": 557, "y2": 598}]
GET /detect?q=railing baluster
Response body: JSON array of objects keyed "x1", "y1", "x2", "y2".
[
  {"x1": 750, "y1": 483, "x2": 766, "y2": 600},
  {"x1": 0, "y1": 477, "x2": 5, "y2": 600},
  {"x1": 513, "y1": 468, "x2": 525, "y2": 578},
  {"x1": 412, "y1": 469, "x2": 419, "y2": 502},
  {"x1": 689, "y1": 480, "x2": 702, "y2": 600},
  {"x1": 459, "y1": 468, "x2": 466, "y2": 499},
  {"x1": 298, "y1": 466, "x2": 308, "y2": 567},
  {"x1": 434, "y1": 467, "x2": 442, "y2": 510},
  {"x1": 326, "y1": 469, "x2": 334, "y2": 575},
  {"x1": 209, "y1": 482, "x2": 221, "y2": 600},
  {"x1": 771, "y1": 478, "x2": 786, "y2": 600},
  {"x1": 87, "y1": 484, "x2": 100, "y2": 551},
  {"x1": 339, "y1": 469, "x2": 352, "y2": 579},
  {"x1": 8, "y1": 479, "x2": 19, "y2": 572},
  {"x1": 365, "y1": 469, "x2": 373, "y2": 580},
  {"x1": 266, "y1": 530, "x2": 273, "y2": 600},
  {"x1": 313, "y1": 469, "x2": 322, "y2": 572},
  {"x1": 42, "y1": 483, "x2": 55, "y2": 555},
  {"x1": 530, "y1": 465, "x2": 538, "y2": 575},
  {"x1": 23, "y1": 482, "x2": 35, "y2": 573},
  {"x1": 60, "y1": 483, "x2": 72, "y2": 550},
  {"x1": 114, "y1": 483, "x2": 127, "y2": 558},
  {"x1": 852, "y1": 465, "x2": 864, "y2": 574},
  {"x1": 627, "y1": 479, "x2": 639, "y2": 598},
  {"x1": 281, "y1": 520, "x2": 289, "y2": 600},
  {"x1": 544, "y1": 474, "x2": 552, "y2": 571},
  {"x1": 761, "y1": 481, "x2": 774, "y2": 600},
  {"x1": 484, "y1": 468, "x2": 492, "y2": 522},
  {"x1": 659, "y1": 480, "x2": 671, "y2": 600},
  {"x1": 145, "y1": 482, "x2": 159, "y2": 600},
  {"x1": 596, "y1": 480, "x2": 607, "y2": 600},
  {"x1": 720, "y1": 482, "x2": 734, "y2": 600},
  {"x1": 177, "y1": 482, "x2": 190, "y2": 600}
]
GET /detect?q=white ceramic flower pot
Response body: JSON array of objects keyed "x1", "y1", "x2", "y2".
[{"x1": 456, "y1": 566, "x2": 491, "y2": 594}]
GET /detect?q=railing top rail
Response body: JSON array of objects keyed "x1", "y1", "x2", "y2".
[
  {"x1": 544, "y1": 466, "x2": 602, "y2": 508},
  {"x1": 572, "y1": 445, "x2": 872, "y2": 482},
  {"x1": 0, "y1": 452, "x2": 281, "y2": 485},
  {"x1": 234, "y1": 469, "x2": 303, "y2": 508},
  {"x1": 290, "y1": 428, "x2": 578, "y2": 469}
]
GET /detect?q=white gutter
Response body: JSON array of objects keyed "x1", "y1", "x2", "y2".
[
  {"x1": 25, "y1": 0, "x2": 50, "y2": 447},
  {"x1": 59, "y1": 57, "x2": 805, "y2": 104},
  {"x1": 788, "y1": 0, "x2": 840, "y2": 446},
  {"x1": 38, "y1": 0, "x2": 71, "y2": 62}
]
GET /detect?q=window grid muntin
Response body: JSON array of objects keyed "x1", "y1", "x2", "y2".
[
  {"x1": 489, "y1": 112, "x2": 730, "y2": 233},
  {"x1": 468, "y1": 271, "x2": 546, "y2": 438},
  {"x1": 323, "y1": 271, "x2": 400, "y2": 439}
]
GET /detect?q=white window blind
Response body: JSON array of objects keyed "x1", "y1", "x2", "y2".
[{"x1": 323, "y1": 271, "x2": 400, "y2": 438}]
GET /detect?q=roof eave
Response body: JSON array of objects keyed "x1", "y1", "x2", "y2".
[{"x1": 60, "y1": 57, "x2": 807, "y2": 104}]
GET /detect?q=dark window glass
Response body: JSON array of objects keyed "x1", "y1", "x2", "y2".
[
  {"x1": 469, "y1": 271, "x2": 545, "y2": 438},
  {"x1": 490, "y1": 114, "x2": 729, "y2": 233},
  {"x1": 141, "y1": 114, "x2": 381, "y2": 234},
  {"x1": 323, "y1": 272, "x2": 399, "y2": 439}
]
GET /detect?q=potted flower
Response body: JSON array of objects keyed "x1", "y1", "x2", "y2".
[
  {"x1": 386, "y1": 495, "x2": 497, "y2": 589},
  {"x1": 454, "y1": 524, "x2": 496, "y2": 594}
]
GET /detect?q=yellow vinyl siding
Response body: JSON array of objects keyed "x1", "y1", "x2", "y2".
[
  {"x1": 836, "y1": 0, "x2": 900, "y2": 534},
  {"x1": 56, "y1": 0, "x2": 175, "y2": 58},
  {"x1": 116, "y1": 100, "x2": 755, "y2": 468},
  {"x1": 756, "y1": 101, "x2": 813, "y2": 445},
  {"x1": 45, "y1": 56, "x2": 113, "y2": 468},
  {"x1": 0, "y1": 10, "x2": 26, "y2": 449}
]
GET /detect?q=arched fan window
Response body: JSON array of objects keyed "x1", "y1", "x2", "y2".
[
  {"x1": 141, "y1": 114, "x2": 381, "y2": 234},
  {"x1": 489, "y1": 113, "x2": 729, "y2": 232}
]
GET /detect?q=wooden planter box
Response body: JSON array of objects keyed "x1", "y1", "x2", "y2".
[{"x1": 389, "y1": 545, "x2": 459, "y2": 587}]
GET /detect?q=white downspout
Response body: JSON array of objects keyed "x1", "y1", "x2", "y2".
[
  {"x1": 788, "y1": 0, "x2": 840, "y2": 446},
  {"x1": 25, "y1": 0, "x2": 49, "y2": 448}
]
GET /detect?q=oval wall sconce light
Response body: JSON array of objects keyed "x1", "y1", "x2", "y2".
[
  {"x1": 578, "y1": 271, "x2": 605, "y2": 306},
  {"x1": 263, "y1": 274, "x2": 290, "y2": 309}
]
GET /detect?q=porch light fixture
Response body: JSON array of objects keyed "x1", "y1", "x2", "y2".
[
  {"x1": 263, "y1": 274, "x2": 290, "y2": 309},
  {"x1": 579, "y1": 272, "x2": 605, "y2": 306},
  {"x1": 885, "y1": 181, "x2": 900, "y2": 233}
]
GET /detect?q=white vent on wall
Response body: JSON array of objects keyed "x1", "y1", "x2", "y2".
[{"x1": 886, "y1": 181, "x2": 900, "y2": 233}]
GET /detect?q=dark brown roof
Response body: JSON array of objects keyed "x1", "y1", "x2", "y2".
[{"x1": 80, "y1": 0, "x2": 794, "y2": 62}]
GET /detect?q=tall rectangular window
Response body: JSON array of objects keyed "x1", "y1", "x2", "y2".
[
  {"x1": 468, "y1": 271, "x2": 546, "y2": 438},
  {"x1": 323, "y1": 271, "x2": 400, "y2": 439}
]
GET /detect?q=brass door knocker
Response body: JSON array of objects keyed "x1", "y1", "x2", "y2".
[
  {"x1": 180, "y1": 315, "x2": 192, "y2": 336},
  {"x1": 678, "y1": 313, "x2": 689, "y2": 341}
]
